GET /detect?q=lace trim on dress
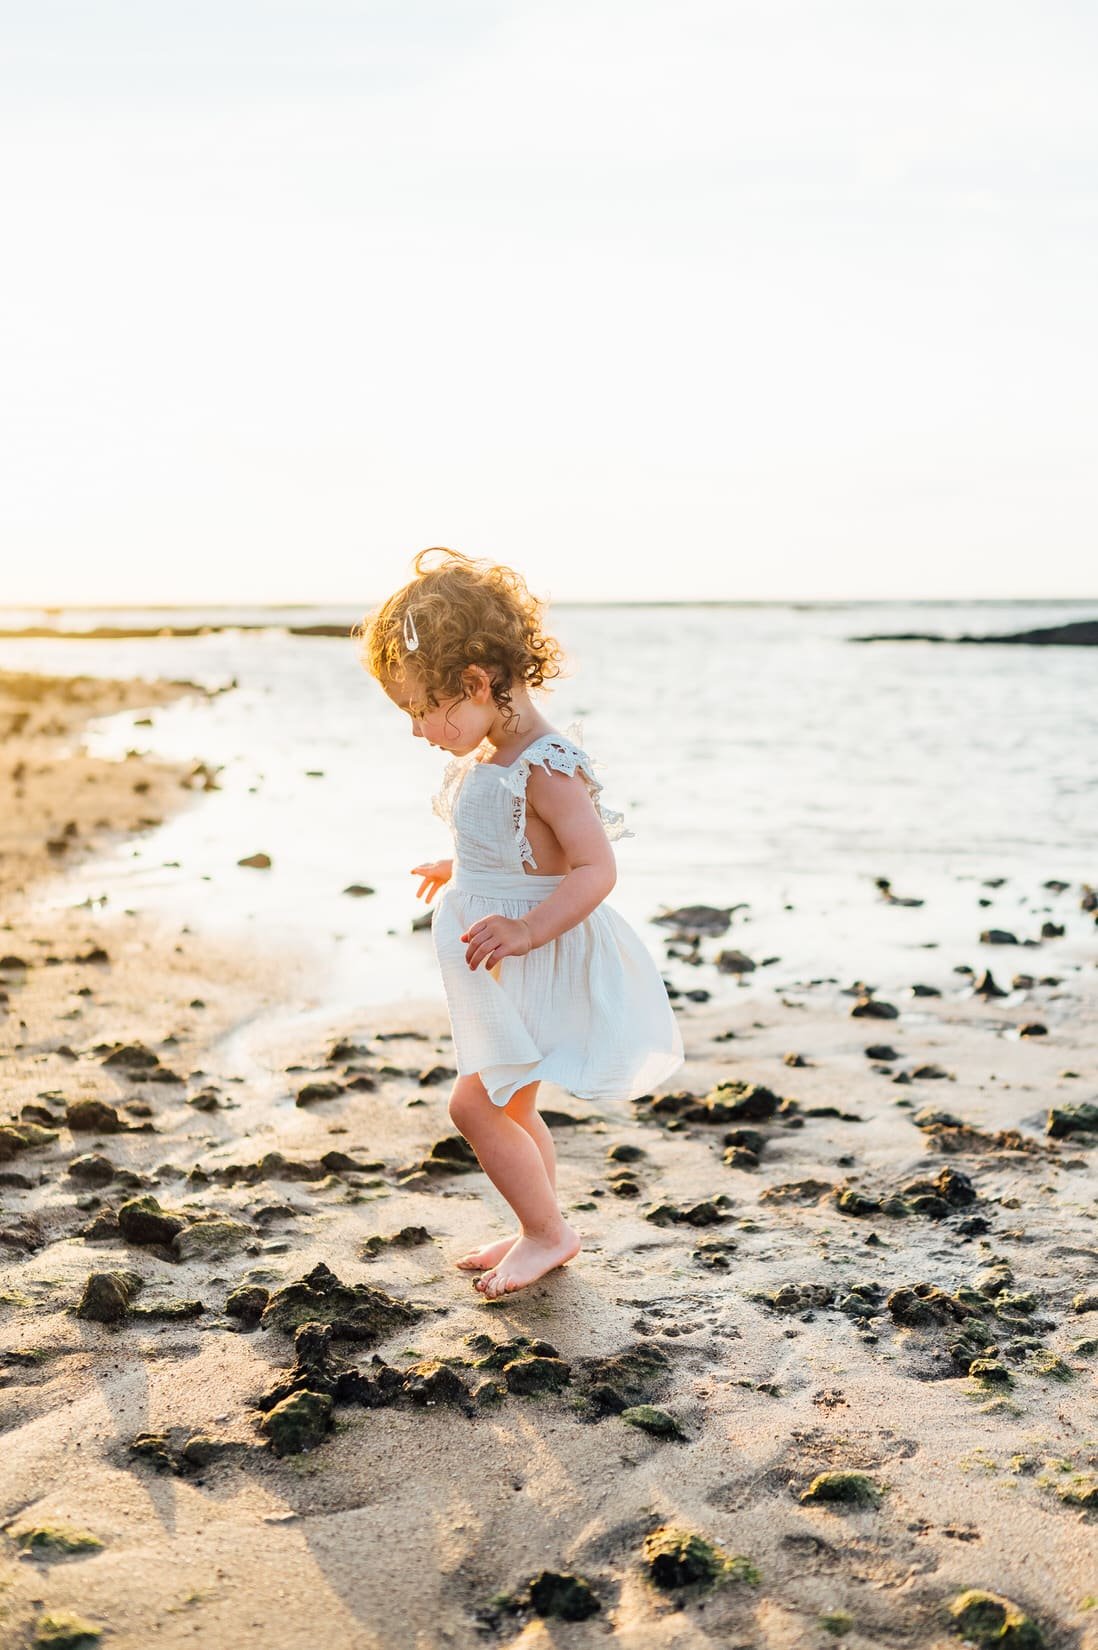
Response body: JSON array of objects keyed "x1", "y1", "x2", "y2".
[
  {"x1": 498, "y1": 719, "x2": 634, "y2": 871},
  {"x1": 431, "y1": 746, "x2": 479, "y2": 829}
]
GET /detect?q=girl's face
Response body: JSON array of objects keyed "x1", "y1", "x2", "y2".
[{"x1": 384, "y1": 665, "x2": 496, "y2": 756}]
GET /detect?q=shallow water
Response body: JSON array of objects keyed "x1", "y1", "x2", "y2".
[{"x1": 4, "y1": 599, "x2": 1095, "y2": 1020}]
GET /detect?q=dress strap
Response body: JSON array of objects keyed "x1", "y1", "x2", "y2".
[{"x1": 495, "y1": 720, "x2": 633, "y2": 871}]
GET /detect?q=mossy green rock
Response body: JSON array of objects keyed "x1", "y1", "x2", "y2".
[
  {"x1": 258, "y1": 1388, "x2": 334, "y2": 1455},
  {"x1": 13, "y1": 1524, "x2": 103, "y2": 1558},
  {"x1": 225, "y1": 1283, "x2": 270, "y2": 1323},
  {"x1": 34, "y1": 1613, "x2": 103, "y2": 1649},
  {"x1": 0, "y1": 1121, "x2": 58, "y2": 1157},
  {"x1": 118, "y1": 1194, "x2": 185, "y2": 1246},
  {"x1": 620, "y1": 1404, "x2": 686, "y2": 1440},
  {"x1": 172, "y1": 1215, "x2": 252, "y2": 1260},
  {"x1": 1057, "y1": 1477, "x2": 1098, "y2": 1509},
  {"x1": 642, "y1": 1525, "x2": 759, "y2": 1589},
  {"x1": 76, "y1": 1269, "x2": 142, "y2": 1324},
  {"x1": 948, "y1": 1589, "x2": 1045, "y2": 1647},
  {"x1": 503, "y1": 1354, "x2": 572, "y2": 1395},
  {"x1": 969, "y1": 1359, "x2": 1013, "y2": 1387},
  {"x1": 1046, "y1": 1102, "x2": 1098, "y2": 1139},
  {"x1": 527, "y1": 1570, "x2": 601, "y2": 1620},
  {"x1": 800, "y1": 1471, "x2": 883, "y2": 1508},
  {"x1": 261, "y1": 1260, "x2": 420, "y2": 1343}
]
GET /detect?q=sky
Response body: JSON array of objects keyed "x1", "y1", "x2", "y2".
[{"x1": 1, "y1": 0, "x2": 1096, "y2": 605}]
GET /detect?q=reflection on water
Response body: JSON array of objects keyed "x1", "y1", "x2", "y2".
[{"x1": 4, "y1": 600, "x2": 1095, "y2": 1017}]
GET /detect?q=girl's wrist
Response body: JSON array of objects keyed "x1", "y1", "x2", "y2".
[{"x1": 519, "y1": 916, "x2": 535, "y2": 953}]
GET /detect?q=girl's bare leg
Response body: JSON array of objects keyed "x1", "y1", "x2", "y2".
[
  {"x1": 455, "y1": 1081, "x2": 555, "y2": 1270},
  {"x1": 447, "y1": 1074, "x2": 579, "y2": 1296}
]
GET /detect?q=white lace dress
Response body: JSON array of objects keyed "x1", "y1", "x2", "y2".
[{"x1": 430, "y1": 722, "x2": 685, "y2": 1108}]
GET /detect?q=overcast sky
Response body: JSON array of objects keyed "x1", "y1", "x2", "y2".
[{"x1": 1, "y1": 0, "x2": 1095, "y2": 604}]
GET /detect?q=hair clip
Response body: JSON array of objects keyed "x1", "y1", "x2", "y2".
[{"x1": 402, "y1": 608, "x2": 420, "y2": 652}]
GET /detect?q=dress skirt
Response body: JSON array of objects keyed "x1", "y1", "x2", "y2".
[{"x1": 432, "y1": 865, "x2": 686, "y2": 1108}]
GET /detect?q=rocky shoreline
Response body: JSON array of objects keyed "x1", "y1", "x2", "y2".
[{"x1": 1, "y1": 668, "x2": 1096, "y2": 1650}]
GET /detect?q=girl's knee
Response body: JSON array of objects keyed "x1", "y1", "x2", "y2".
[{"x1": 448, "y1": 1075, "x2": 491, "y2": 1134}]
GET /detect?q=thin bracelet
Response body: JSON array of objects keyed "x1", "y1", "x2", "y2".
[{"x1": 519, "y1": 917, "x2": 534, "y2": 952}]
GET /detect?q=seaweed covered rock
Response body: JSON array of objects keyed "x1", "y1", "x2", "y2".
[
  {"x1": 12, "y1": 1524, "x2": 103, "y2": 1558},
  {"x1": 258, "y1": 1320, "x2": 377, "y2": 1410},
  {"x1": 621, "y1": 1404, "x2": 686, "y2": 1440},
  {"x1": 172, "y1": 1215, "x2": 253, "y2": 1260},
  {"x1": 34, "y1": 1612, "x2": 103, "y2": 1649},
  {"x1": 466, "y1": 1332, "x2": 561, "y2": 1370},
  {"x1": 261, "y1": 1261, "x2": 422, "y2": 1343},
  {"x1": 574, "y1": 1342, "x2": 671, "y2": 1414},
  {"x1": 758, "y1": 1282, "x2": 837, "y2": 1314},
  {"x1": 503, "y1": 1354, "x2": 572, "y2": 1395},
  {"x1": 117, "y1": 1194, "x2": 186, "y2": 1247},
  {"x1": 76, "y1": 1269, "x2": 142, "y2": 1324},
  {"x1": 1046, "y1": 1103, "x2": 1098, "y2": 1140},
  {"x1": 226, "y1": 1283, "x2": 270, "y2": 1323},
  {"x1": 526, "y1": 1570, "x2": 601, "y2": 1621},
  {"x1": 0, "y1": 1121, "x2": 58, "y2": 1162},
  {"x1": 800, "y1": 1471, "x2": 883, "y2": 1508},
  {"x1": 886, "y1": 1283, "x2": 975, "y2": 1326},
  {"x1": 402, "y1": 1358, "x2": 473, "y2": 1409},
  {"x1": 258, "y1": 1388, "x2": 334, "y2": 1456},
  {"x1": 947, "y1": 1589, "x2": 1044, "y2": 1648},
  {"x1": 642, "y1": 1525, "x2": 759, "y2": 1590}
]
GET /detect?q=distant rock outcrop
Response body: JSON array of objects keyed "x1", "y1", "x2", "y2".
[{"x1": 851, "y1": 618, "x2": 1098, "y2": 647}]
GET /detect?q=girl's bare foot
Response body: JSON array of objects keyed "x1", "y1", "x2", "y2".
[
  {"x1": 475, "y1": 1223, "x2": 581, "y2": 1298},
  {"x1": 455, "y1": 1234, "x2": 517, "y2": 1272}
]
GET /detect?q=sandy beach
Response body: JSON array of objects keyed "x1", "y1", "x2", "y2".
[{"x1": 1, "y1": 666, "x2": 1095, "y2": 1650}]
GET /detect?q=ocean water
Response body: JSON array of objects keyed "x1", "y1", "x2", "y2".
[{"x1": 3, "y1": 599, "x2": 1096, "y2": 1022}]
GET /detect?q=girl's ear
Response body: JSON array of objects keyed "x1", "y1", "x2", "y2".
[{"x1": 461, "y1": 664, "x2": 493, "y2": 701}]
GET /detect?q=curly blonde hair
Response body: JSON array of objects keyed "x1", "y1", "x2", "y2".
[{"x1": 353, "y1": 548, "x2": 564, "y2": 730}]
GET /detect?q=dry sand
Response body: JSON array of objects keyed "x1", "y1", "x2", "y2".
[{"x1": 0, "y1": 667, "x2": 1095, "y2": 1650}]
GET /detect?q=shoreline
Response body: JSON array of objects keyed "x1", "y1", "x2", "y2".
[{"x1": 1, "y1": 665, "x2": 1096, "y2": 1650}]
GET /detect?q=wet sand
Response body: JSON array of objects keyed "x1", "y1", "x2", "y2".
[{"x1": 1, "y1": 668, "x2": 1096, "y2": 1650}]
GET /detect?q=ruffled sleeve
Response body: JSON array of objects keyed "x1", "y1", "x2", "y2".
[{"x1": 497, "y1": 719, "x2": 634, "y2": 871}]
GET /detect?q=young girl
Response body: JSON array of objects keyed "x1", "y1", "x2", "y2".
[{"x1": 356, "y1": 547, "x2": 684, "y2": 1297}]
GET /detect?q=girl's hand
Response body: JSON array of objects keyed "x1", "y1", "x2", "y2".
[
  {"x1": 410, "y1": 859, "x2": 453, "y2": 903},
  {"x1": 461, "y1": 914, "x2": 533, "y2": 971}
]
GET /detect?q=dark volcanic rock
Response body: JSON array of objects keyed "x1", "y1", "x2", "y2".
[
  {"x1": 66, "y1": 1099, "x2": 126, "y2": 1133},
  {"x1": 851, "y1": 997, "x2": 899, "y2": 1020},
  {"x1": 101, "y1": 1042, "x2": 160, "y2": 1070},
  {"x1": 361, "y1": 1225, "x2": 431, "y2": 1258},
  {"x1": 652, "y1": 904, "x2": 736, "y2": 935},
  {"x1": 295, "y1": 1080, "x2": 343, "y2": 1106},
  {"x1": 67, "y1": 1153, "x2": 116, "y2": 1186},
  {"x1": 973, "y1": 969, "x2": 1008, "y2": 998},
  {"x1": 645, "y1": 1195, "x2": 734, "y2": 1228}
]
